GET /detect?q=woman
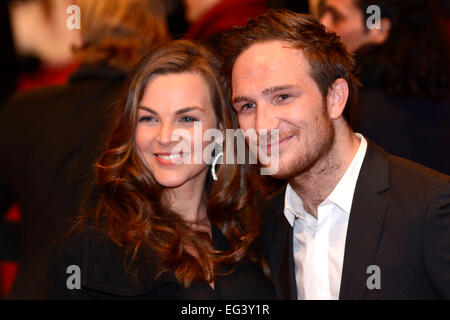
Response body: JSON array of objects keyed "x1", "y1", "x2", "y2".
[{"x1": 48, "y1": 40, "x2": 275, "y2": 299}]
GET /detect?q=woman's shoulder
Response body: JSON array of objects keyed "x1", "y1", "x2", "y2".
[
  {"x1": 48, "y1": 221, "x2": 178, "y2": 298},
  {"x1": 211, "y1": 226, "x2": 275, "y2": 300},
  {"x1": 217, "y1": 261, "x2": 275, "y2": 300}
]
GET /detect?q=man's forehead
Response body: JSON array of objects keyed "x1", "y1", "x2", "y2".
[{"x1": 232, "y1": 41, "x2": 310, "y2": 80}]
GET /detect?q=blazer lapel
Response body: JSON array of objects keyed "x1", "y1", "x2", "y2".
[
  {"x1": 339, "y1": 141, "x2": 390, "y2": 299},
  {"x1": 263, "y1": 187, "x2": 297, "y2": 299},
  {"x1": 273, "y1": 212, "x2": 297, "y2": 300}
]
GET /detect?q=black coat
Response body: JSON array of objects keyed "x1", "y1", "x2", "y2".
[
  {"x1": 48, "y1": 223, "x2": 275, "y2": 300},
  {"x1": 0, "y1": 65, "x2": 126, "y2": 299},
  {"x1": 261, "y1": 140, "x2": 450, "y2": 299}
]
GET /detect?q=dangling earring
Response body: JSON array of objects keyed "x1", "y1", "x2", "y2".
[{"x1": 211, "y1": 143, "x2": 223, "y2": 181}]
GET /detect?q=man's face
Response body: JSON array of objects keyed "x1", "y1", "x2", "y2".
[
  {"x1": 320, "y1": 0, "x2": 371, "y2": 52},
  {"x1": 231, "y1": 41, "x2": 335, "y2": 179}
]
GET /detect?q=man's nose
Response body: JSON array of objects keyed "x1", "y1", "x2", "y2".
[{"x1": 255, "y1": 103, "x2": 279, "y2": 134}]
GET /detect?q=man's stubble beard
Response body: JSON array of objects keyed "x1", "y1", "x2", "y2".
[{"x1": 271, "y1": 105, "x2": 336, "y2": 181}]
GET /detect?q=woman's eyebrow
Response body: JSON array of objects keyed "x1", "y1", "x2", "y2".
[
  {"x1": 232, "y1": 96, "x2": 254, "y2": 105},
  {"x1": 175, "y1": 106, "x2": 204, "y2": 115},
  {"x1": 138, "y1": 105, "x2": 158, "y2": 115}
]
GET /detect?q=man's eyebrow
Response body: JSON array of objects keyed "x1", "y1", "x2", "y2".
[
  {"x1": 262, "y1": 85, "x2": 297, "y2": 96},
  {"x1": 232, "y1": 85, "x2": 298, "y2": 105}
]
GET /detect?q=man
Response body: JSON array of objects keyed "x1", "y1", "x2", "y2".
[
  {"x1": 222, "y1": 9, "x2": 450, "y2": 299},
  {"x1": 319, "y1": 0, "x2": 391, "y2": 52}
]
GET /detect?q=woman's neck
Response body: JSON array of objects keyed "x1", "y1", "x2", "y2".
[{"x1": 165, "y1": 169, "x2": 210, "y2": 229}]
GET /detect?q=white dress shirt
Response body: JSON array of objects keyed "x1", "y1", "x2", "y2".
[{"x1": 284, "y1": 133, "x2": 368, "y2": 300}]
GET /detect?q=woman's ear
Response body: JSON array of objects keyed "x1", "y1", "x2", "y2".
[{"x1": 326, "y1": 78, "x2": 349, "y2": 120}]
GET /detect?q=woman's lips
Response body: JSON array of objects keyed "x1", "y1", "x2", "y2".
[{"x1": 154, "y1": 152, "x2": 188, "y2": 166}]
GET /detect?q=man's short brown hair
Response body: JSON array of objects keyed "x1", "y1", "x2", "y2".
[{"x1": 221, "y1": 9, "x2": 360, "y2": 121}]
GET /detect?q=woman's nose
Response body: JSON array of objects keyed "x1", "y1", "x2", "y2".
[{"x1": 156, "y1": 122, "x2": 175, "y2": 145}]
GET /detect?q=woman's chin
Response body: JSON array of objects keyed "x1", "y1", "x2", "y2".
[{"x1": 155, "y1": 178, "x2": 187, "y2": 189}]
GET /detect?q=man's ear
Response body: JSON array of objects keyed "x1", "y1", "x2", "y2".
[
  {"x1": 368, "y1": 18, "x2": 391, "y2": 45},
  {"x1": 326, "y1": 78, "x2": 349, "y2": 120}
]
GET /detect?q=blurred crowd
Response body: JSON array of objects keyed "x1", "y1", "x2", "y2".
[{"x1": 0, "y1": 0, "x2": 448, "y2": 299}]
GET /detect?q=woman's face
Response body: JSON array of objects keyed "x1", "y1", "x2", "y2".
[{"x1": 135, "y1": 71, "x2": 219, "y2": 189}]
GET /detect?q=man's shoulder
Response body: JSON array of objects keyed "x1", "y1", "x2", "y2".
[
  {"x1": 363, "y1": 140, "x2": 450, "y2": 202},
  {"x1": 388, "y1": 154, "x2": 449, "y2": 187}
]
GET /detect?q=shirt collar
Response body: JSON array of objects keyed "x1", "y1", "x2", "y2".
[
  {"x1": 326, "y1": 133, "x2": 367, "y2": 214},
  {"x1": 283, "y1": 133, "x2": 368, "y2": 227},
  {"x1": 284, "y1": 183, "x2": 305, "y2": 227}
]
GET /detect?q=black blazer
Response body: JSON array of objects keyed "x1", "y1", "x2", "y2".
[
  {"x1": 261, "y1": 140, "x2": 450, "y2": 299},
  {"x1": 48, "y1": 223, "x2": 275, "y2": 300}
]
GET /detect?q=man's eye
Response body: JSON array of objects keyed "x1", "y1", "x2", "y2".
[
  {"x1": 180, "y1": 116, "x2": 197, "y2": 123},
  {"x1": 278, "y1": 94, "x2": 290, "y2": 101},
  {"x1": 275, "y1": 94, "x2": 292, "y2": 104}
]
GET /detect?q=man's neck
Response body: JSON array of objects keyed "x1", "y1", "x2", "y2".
[{"x1": 289, "y1": 128, "x2": 361, "y2": 219}]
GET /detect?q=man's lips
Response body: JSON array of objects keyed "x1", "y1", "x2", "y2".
[{"x1": 263, "y1": 135, "x2": 294, "y2": 151}]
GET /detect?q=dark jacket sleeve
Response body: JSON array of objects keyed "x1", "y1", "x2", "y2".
[
  {"x1": 0, "y1": 171, "x2": 12, "y2": 215},
  {"x1": 47, "y1": 234, "x2": 91, "y2": 299},
  {"x1": 423, "y1": 180, "x2": 450, "y2": 298},
  {"x1": 0, "y1": 171, "x2": 20, "y2": 261}
]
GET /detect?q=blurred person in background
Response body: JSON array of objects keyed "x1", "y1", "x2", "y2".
[
  {"x1": 183, "y1": 0, "x2": 268, "y2": 53},
  {"x1": 266, "y1": 0, "x2": 315, "y2": 16},
  {"x1": 1, "y1": 1, "x2": 82, "y2": 296},
  {"x1": 0, "y1": 0, "x2": 169, "y2": 299},
  {"x1": 8, "y1": 0, "x2": 81, "y2": 91},
  {"x1": 0, "y1": 0, "x2": 17, "y2": 107},
  {"x1": 320, "y1": 0, "x2": 450, "y2": 174},
  {"x1": 319, "y1": 0, "x2": 392, "y2": 53}
]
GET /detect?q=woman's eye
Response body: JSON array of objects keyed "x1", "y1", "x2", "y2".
[
  {"x1": 180, "y1": 116, "x2": 197, "y2": 123},
  {"x1": 139, "y1": 116, "x2": 157, "y2": 122},
  {"x1": 241, "y1": 103, "x2": 256, "y2": 112}
]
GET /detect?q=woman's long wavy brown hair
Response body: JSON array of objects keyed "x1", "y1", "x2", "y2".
[{"x1": 78, "y1": 40, "x2": 270, "y2": 287}]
